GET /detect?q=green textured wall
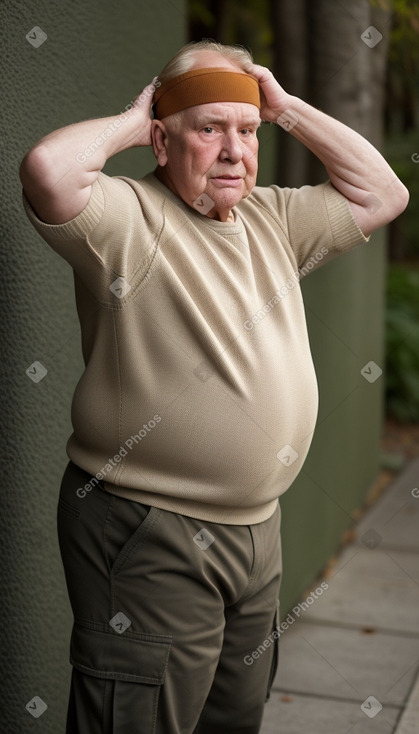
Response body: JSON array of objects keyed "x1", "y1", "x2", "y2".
[
  {"x1": 280, "y1": 236, "x2": 385, "y2": 612},
  {"x1": 1, "y1": 1, "x2": 185, "y2": 731}
]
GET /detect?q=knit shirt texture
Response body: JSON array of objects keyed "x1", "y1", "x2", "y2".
[{"x1": 22, "y1": 171, "x2": 368, "y2": 524}]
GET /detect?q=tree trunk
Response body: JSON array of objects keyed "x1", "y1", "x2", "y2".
[
  {"x1": 270, "y1": 0, "x2": 309, "y2": 186},
  {"x1": 270, "y1": 0, "x2": 391, "y2": 186}
]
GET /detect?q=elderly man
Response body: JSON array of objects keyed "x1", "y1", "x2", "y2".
[{"x1": 20, "y1": 40, "x2": 407, "y2": 734}]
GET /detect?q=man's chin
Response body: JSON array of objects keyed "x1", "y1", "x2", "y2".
[{"x1": 209, "y1": 187, "x2": 246, "y2": 210}]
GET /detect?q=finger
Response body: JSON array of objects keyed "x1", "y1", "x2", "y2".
[
  {"x1": 133, "y1": 84, "x2": 155, "y2": 111},
  {"x1": 247, "y1": 64, "x2": 273, "y2": 85}
]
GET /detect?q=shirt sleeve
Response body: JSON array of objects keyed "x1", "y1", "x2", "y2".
[
  {"x1": 22, "y1": 171, "x2": 159, "y2": 299},
  {"x1": 251, "y1": 180, "x2": 370, "y2": 277}
]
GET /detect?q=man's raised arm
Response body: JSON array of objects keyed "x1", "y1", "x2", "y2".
[
  {"x1": 248, "y1": 65, "x2": 409, "y2": 236},
  {"x1": 19, "y1": 80, "x2": 157, "y2": 225}
]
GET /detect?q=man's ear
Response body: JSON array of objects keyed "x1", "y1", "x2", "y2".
[{"x1": 151, "y1": 120, "x2": 169, "y2": 166}]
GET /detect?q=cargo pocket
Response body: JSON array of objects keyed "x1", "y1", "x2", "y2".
[
  {"x1": 70, "y1": 619, "x2": 172, "y2": 733},
  {"x1": 265, "y1": 600, "x2": 280, "y2": 702}
]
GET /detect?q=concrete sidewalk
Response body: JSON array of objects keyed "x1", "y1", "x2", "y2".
[{"x1": 261, "y1": 458, "x2": 419, "y2": 734}]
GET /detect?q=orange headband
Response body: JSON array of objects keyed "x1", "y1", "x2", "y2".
[{"x1": 153, "y1": 67, "x2": 260, "y2": 119}]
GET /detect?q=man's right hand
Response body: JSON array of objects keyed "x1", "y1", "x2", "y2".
[
  {"x1": 20, "y1": 79, "x2": 157, "y2": 224},
  {"x1": 129, "y1": 78, "x2": 160, "y2": 148}
]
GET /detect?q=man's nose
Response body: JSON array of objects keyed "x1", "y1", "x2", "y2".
[{"x1": 220, "y1": 133, "x2": 243, "y2": 162}]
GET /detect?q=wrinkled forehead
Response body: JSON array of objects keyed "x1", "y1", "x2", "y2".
[{"x1": 153, "y1": 67, "x2": 261, "y2": 120}]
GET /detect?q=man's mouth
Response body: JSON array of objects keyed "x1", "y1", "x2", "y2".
[{"x1": 211, "y1": 175, "x2": 243, "y2": 187}]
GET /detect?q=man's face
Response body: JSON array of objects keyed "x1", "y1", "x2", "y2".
[{"x1": 152, "y1": 100, "x2": 261, "y2": 221}]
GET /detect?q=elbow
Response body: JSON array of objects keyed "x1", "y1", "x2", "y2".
[
  {"x1": 398, "y1": 181, "x2": 410, "y2": 215},
  {"x1": 389, "y1": 179, "x2": 410, "y2": 221},
  {"x1": 355, "y1": 179, "x2": 409, "y2": 237},
  {"x1": 19, "y1": 144, "x2": 52, "y2": 191}
]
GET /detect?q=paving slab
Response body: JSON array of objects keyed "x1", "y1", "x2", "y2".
[
  {"x1": 355, "y1": 459, "x2": 419, "y2": 552},
  {"x1": 300, "y1": 547, "x2": 419, "y2": 634},
  {"x1": 394, "y1": 672, "x2": 419, "y2": 733},
  {"x1": 271, "y1": 621, "x2": 419, "y2": 706},
  {"x1": 261, "y1": 691, "x2": 400, "y2": 734}
]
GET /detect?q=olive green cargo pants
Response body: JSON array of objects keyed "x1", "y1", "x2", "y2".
[{"x1": 57, "y1": 461, "x2": 282, "y2": 734}]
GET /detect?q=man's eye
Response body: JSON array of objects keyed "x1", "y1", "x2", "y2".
[{"x1": 202, "y1": 126, "x2": 215, "y2": 133}]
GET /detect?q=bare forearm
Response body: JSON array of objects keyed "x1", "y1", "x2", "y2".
[
  {"x1": 278, "y1": 95, "x2": 408, "y2": 232},
  {"x1": 20, "y1": 82, "x2": 155, "y2": 223},
  {"x1": 31, "y1": 108, "x2": 147, "y2": 176},
  {"x1": 250, "y1": 63, "x2": 409, "y2": 234}
]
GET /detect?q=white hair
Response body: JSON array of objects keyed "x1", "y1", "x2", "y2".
[{"x1": 155, "y1": 40, "x2": 254, "y2": 130}]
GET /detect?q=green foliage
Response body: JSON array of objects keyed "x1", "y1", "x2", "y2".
[
  {"x1": 381, "y1": 0, "x2": 419, "y2": 134},
  {"x1": 387, "y1": 0, "x2": 419, "y2": 68},
  {"x1": 385, "y1": 265, "x2": 419, "y2": 421}
]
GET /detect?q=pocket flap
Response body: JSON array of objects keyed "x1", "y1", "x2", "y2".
[{"x1": 70, "y1": 620, "x2": 172, "y2": 685}]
